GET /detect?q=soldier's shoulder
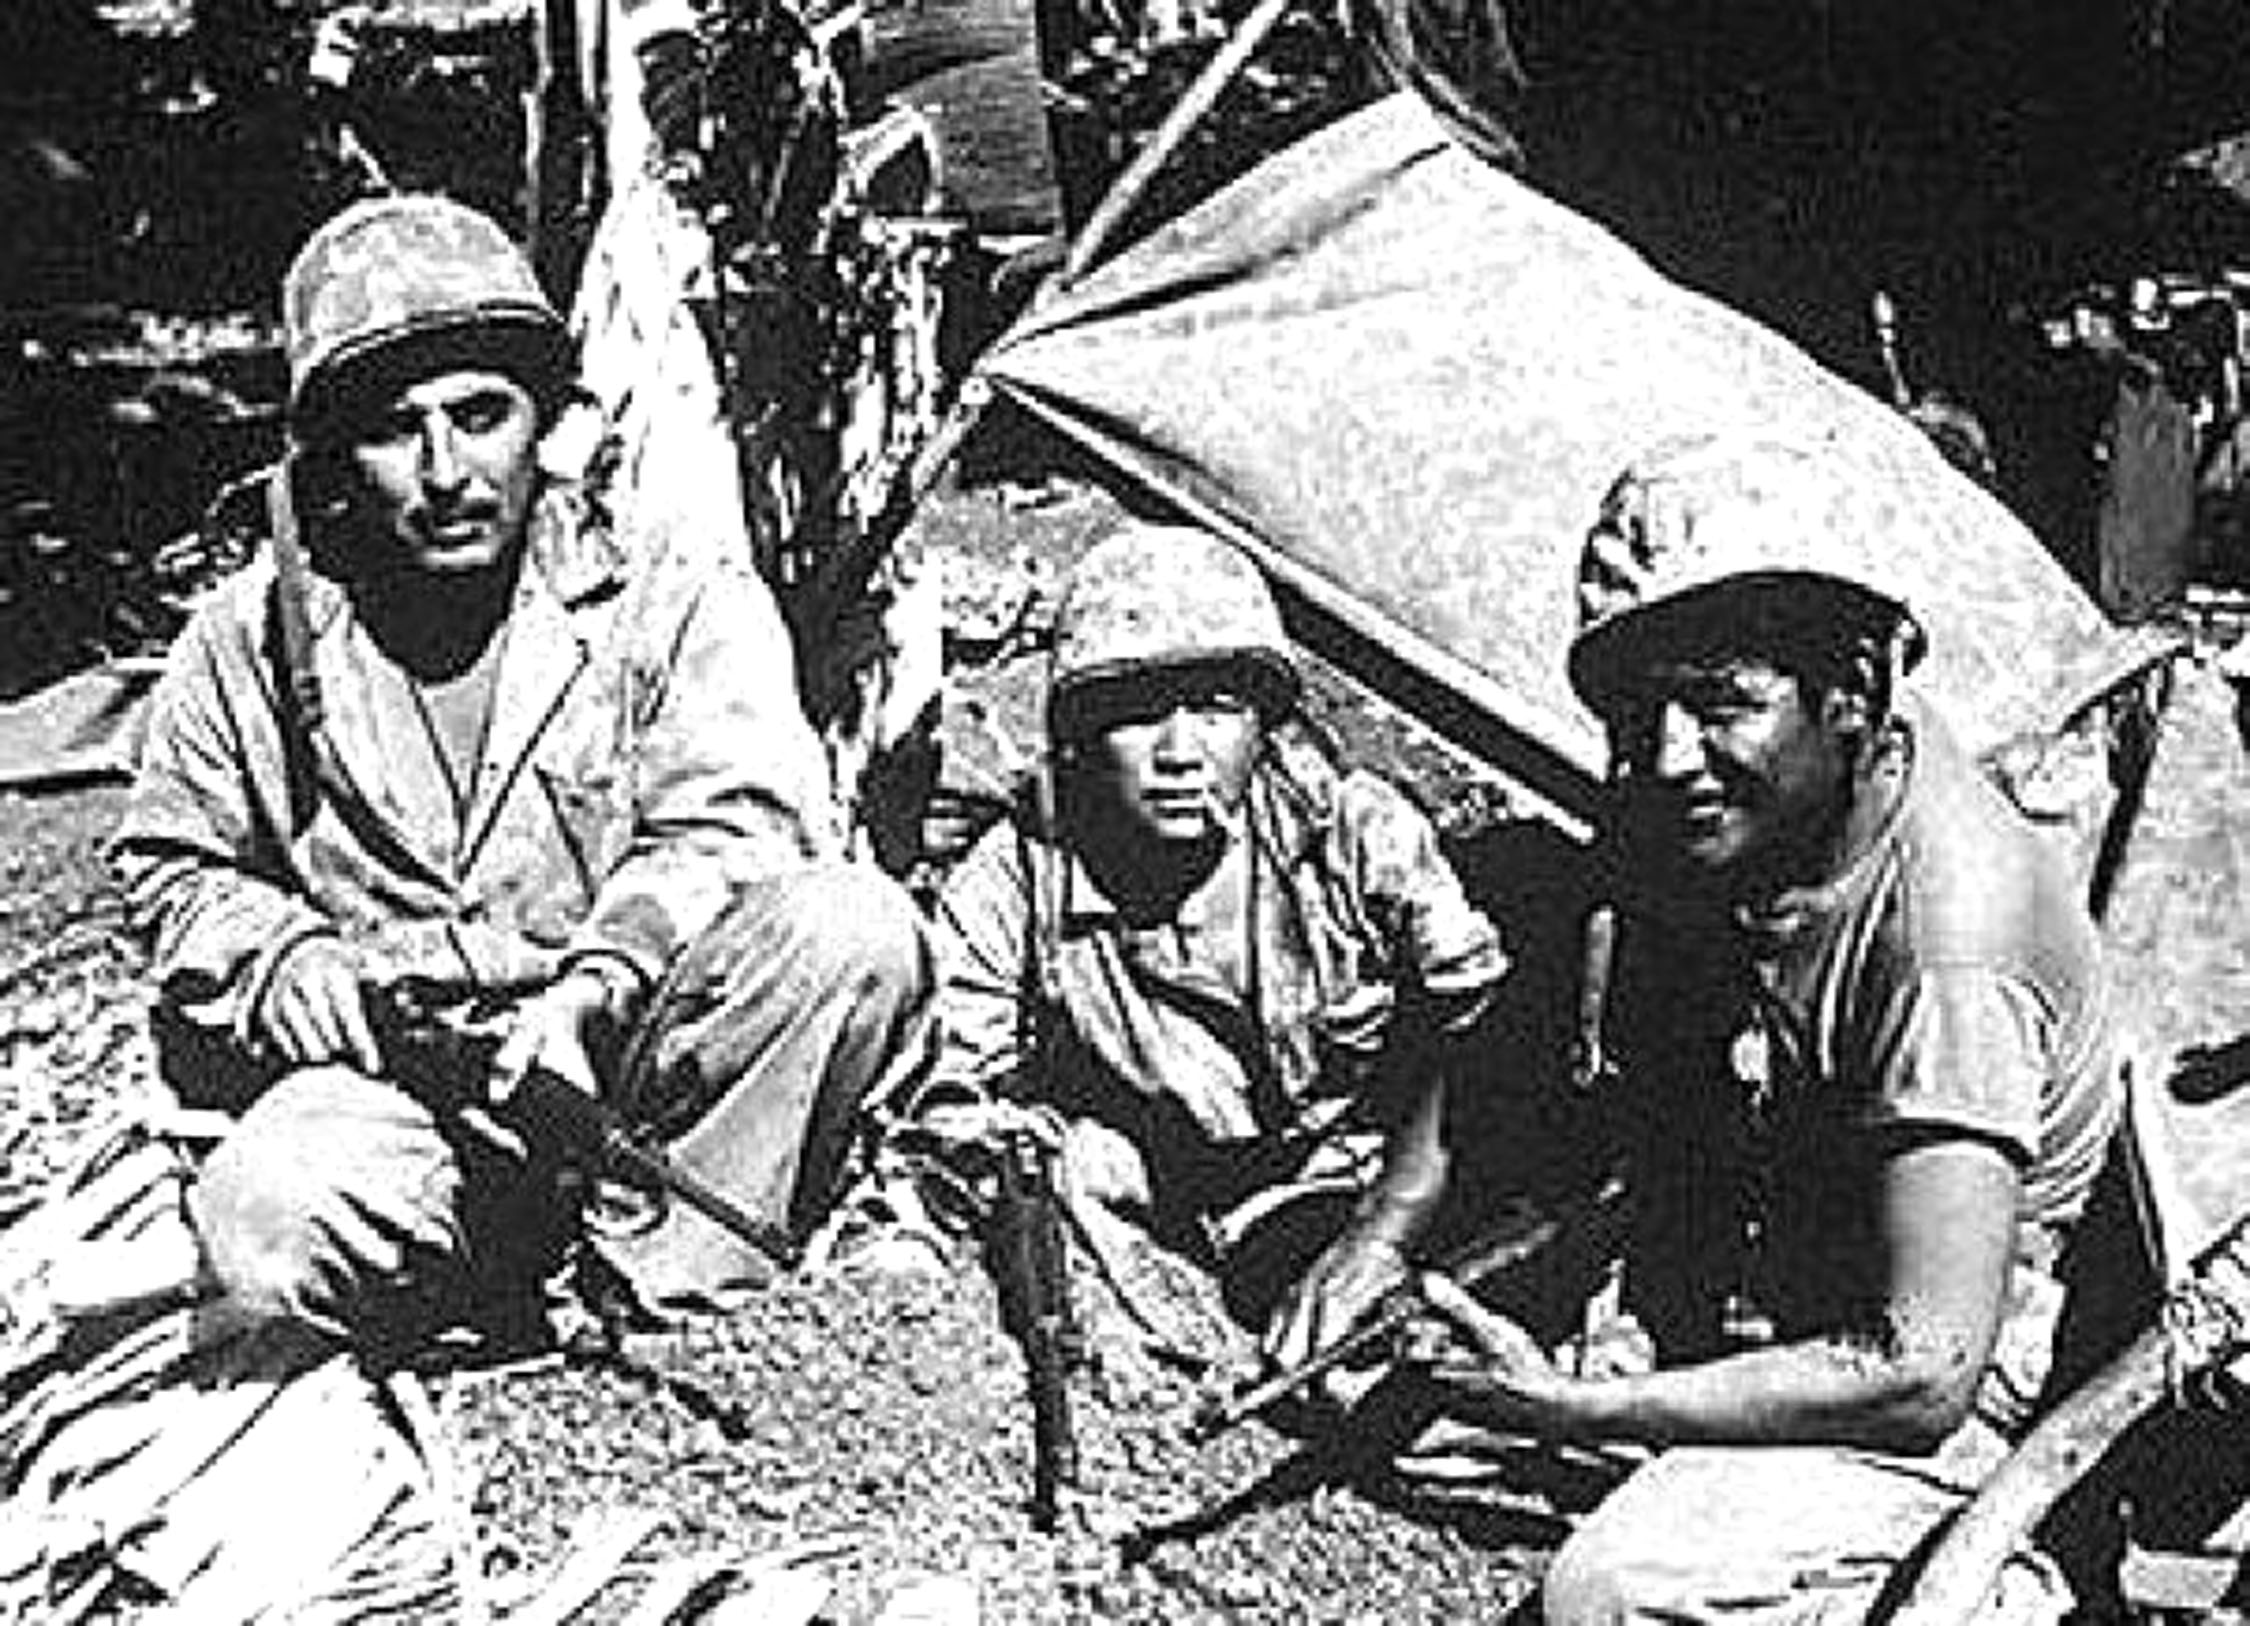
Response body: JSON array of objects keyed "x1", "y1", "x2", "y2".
[{"x1": 171, "y1": 545, "x2": 279, "y2": 652}]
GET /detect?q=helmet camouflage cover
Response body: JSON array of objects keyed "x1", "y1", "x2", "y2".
[
  {"x1": 282, "y1": 193, "x2": 572, "y2": 437},
  {"x1": 1567, "y1": 433, "x2": 1927, "y2": 713},
  {"x1": 1048, "y1": 522, "x2": 1301, "y2": 739}
]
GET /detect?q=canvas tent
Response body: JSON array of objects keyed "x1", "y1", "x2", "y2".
[{"x1": 976, "y1": 91, "x2": 2176, "y2": 825}]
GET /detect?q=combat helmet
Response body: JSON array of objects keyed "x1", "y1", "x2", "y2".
[
  {"x1": 1566, "y1": 433, "x2": 1927, "y2": 715},
  {"x1": 1048, "y1": 522, "x2": 1301, "y2": 740},
  {"x1": 282, "y1": 193, "x2": 573, "y2": 438}
]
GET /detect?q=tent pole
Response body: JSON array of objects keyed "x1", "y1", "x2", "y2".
[
  {"x1": 1058, "y1": 0, "x2": 1295, "y2": 288},
  {"x1": 798, "y1": 0, "x2": 1292, "y2": 630}
]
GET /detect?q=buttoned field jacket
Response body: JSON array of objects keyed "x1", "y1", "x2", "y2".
[{"x1": 112, "y1": 475, "x2": 840, "y2": 1099}]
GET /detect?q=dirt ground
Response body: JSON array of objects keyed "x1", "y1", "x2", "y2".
[{"x1": 0, "y1": 464, "x2": 1562, "y2": 1623}]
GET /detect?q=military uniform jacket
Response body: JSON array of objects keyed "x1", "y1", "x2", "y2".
[
  {"x1": 927, "y1": 727, "x2": 1509, "y2": 1229},
  {"x1": 112, "y1": 477, "x2": 839, "y2": 1093}
]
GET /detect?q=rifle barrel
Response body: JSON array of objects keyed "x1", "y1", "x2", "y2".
[
  {"x1": 1191, "y1": 1177, "x2": 1629, "y2": 1443},
  {"x1": 368, "y1": 993, "x2": 802, "y2": 1270},
  {"x1": 988, "y1": 1131, "x2": 1080, "y2": 1530},
  {"x1": 616, "y1": 1138, "x2": 804, "y2": 1271},
  {"x1": 515, "y1": 1068, "x2": 803, "y2": 1270}
]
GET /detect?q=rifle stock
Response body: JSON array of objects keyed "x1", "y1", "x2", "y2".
[{"x1": 506, "y1": 1066, "x2": 803, "y2": 1271}]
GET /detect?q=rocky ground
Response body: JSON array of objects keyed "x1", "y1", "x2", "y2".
[{"x1": 0, "y1": 464, "x2": 1562, "y2": 1623}]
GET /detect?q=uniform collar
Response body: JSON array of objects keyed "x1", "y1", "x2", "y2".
[{"x1": 1054, "y1": 820, "x2": 1247, "y2": 935}]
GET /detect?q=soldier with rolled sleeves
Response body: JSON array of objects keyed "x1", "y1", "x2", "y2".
[
  {"x1": 1404, "y1": 435, "x2": 2126, "y2": 1623},
  {"x1": 918, "y1": 520, "x2": 1513, "y2": 1376},
  {"x1": 112, "y1": 193, "x2": 930, "y2": 1340}
]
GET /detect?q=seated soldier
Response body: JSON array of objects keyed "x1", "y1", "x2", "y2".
[
  {"x1": 112, "y1": 193, "x2": 931, "y2": 1343},
  {"x1": 1405, "y1": 435, "x2": 2127, "y2": 1623},
  {"x1": 917, "y1": 520, "x2": 1513, "y2": 1376}
]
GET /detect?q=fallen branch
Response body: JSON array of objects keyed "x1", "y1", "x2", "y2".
[
  {"x1": 506, "y1": 1504, "x2": 664, "y2": 1626},
  {"x1": 1893, "y1": 1207, "x2": 2250, "y2": 1625}
]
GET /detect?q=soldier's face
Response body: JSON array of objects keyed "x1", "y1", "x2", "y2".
[
  {"x1": 344, "y1": 369, "x2": 541, "y2": 578},
  {"x1": 1075, "y1": 671, "x2": 1264, "y2": 851},
  {"x1": 1607, "y1": 655, "x2": 1854, "y2": 884}
]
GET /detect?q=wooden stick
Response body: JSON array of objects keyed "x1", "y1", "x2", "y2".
[
  {"x1": 1893, "y1": 1208, "x2": 2250, "y2": 1626},
  {"x1": 1191, "y1": 1175, "x2": 1631, "y2": 1440},
  {"x1": 1057, "y1": 0, "x2": 1297, "y2": 289},
  {"x1": 508, "y1": 1504, "x2": 664, "y2": 1626}
]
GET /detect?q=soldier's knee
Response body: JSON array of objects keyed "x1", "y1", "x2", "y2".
[
  {"x1": 789, "y1": 863, "x2": 930, "y2": 996},
  {"x1": 191, "y1": 1121, "x2": 348, "y2": 1330},
  {"x1": 704, "y1": 863, "x2": 927, "y2": 1012},
  {"x1": 1540, "y1": 1521, "x2": 1633, "y2": 1625},
  {"x1": 657, "y1": 864, "x2": 932, "y2": 1062},
  {"x1": 185, "y1": 1065, "x2": 460, "y2": 1336}
]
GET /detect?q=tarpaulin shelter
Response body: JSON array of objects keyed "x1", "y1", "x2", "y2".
[{"x1": 976, "y1": 90, "x2": 2175, "y2": 825}]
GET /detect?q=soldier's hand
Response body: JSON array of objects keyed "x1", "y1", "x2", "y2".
[
  {"x1": 256, "y1": 934, "x2": 381, "y2": 1074},
  {"x1": 906, "y1": 1091, "x2": 1050, "y2": 1157},
  {"x1": 1262, "y1": 1228, "x2": 1409, "y2": 1380},
  {"x1": 1402, "y1": 1273, "x2": 1573, "y2": 1435},
  {"x1": 1409, "y1": 1272, "x2": 1551, "y2": 1374},
  {"x1": 491, "y1": 959, "x2": 639, "y2": 1106},
  {"x1": 1058, "y1": 1117, "x2": 1152, "y2": 1213}
]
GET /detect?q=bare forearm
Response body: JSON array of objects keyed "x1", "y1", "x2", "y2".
[
  {"x1": 1509, "y1": 1331, "x2": 1976, "y2": 1455},
  {"x1": 1354, "y1": 1072, "x2": 1451, "y2": 1250}
]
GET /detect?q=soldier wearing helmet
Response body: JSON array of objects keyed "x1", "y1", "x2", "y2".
[
  {"x1": 113, "y1": 194, "x2": 931, "y2": 1343},
  {"x1": 916, "y1": 519, "x2": 1512, "y2": 1382},
  {"x1": 1407, "y1": 436, "x2": 2125, "y2": 1623}
]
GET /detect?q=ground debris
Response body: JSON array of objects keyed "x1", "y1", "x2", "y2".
[{"x1": 450, "y1": 1250, "x2": 1541, "y2": 1623}]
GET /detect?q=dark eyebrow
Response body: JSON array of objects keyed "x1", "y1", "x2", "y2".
[
  {"x1": 363, "y1": 399, "x2": 427, "y2": 438},
  {"x1": 449, "y1": 387, "x2": 518, "y2": 418}
]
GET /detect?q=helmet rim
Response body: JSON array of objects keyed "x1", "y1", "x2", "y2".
[
  {"x1": 1044, "y1": 521, "x2": 1300, "y2": 741},
  {"x1": 1568, "y1": 567, "x2": 1923, "y2": 713},
  {"x1": 290, "y1": 305, "x2": 574, "y2": 438},
  {"x1": 1565, "y1": 434, "x2": 1927, "y2": 714},
  {"x1": 1047, "y1": 646, "x2": 1301, "y2": 741}
]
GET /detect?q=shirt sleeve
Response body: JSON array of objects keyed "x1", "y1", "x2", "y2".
[
  {"x1": 1331, "y1": 769, "x2": 1511, "y2": 1037},
  {"x1": 1858, "y1": 965, "x2": 2050, "y2": 1165},
  {"x1": 922, "y1": 819, "x2": 1038, "y2": 1103},
  {"x1": 109, "y1": 574, "x2": 336, "y2": 1052}
]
